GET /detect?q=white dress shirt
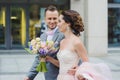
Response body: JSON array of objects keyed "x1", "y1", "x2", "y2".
[{"x1": 46, "y1": 27, "x2": 58, "y2": 41}]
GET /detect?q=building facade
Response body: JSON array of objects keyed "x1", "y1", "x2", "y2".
[
  {"x1": 0, "y1": 0, "x2": 70, "y2": 49},
  {"x1": 0, "y1": 0, "x2": 120, "y2": 56}
]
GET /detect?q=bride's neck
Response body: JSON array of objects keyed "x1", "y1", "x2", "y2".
[{"x1": 64, "y1": 30, "x2": 74, "y2": 39}]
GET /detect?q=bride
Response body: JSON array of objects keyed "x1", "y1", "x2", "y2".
[{"x1": 46, "y1": 10, "x2": 112, "y2": 80}]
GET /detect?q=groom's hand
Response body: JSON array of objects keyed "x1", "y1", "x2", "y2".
[
  {"x1": 67, "y1": 66, "x2": 78, "y2": 75},
  {"x1": 45, "y1": 56, "x2": 54, "y2": 62}
]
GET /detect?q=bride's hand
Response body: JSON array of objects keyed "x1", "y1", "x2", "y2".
[{"x1": 67, "y1": 66, "x2": 78, "y2": 75}]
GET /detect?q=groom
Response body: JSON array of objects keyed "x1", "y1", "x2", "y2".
[{"x1": 24, "y1": 5, "x2": 64, "y2": 80}]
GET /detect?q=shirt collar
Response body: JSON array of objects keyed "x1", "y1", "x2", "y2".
[{"x1": 46, "y1": 27, "x2": 58, "y2": 35}]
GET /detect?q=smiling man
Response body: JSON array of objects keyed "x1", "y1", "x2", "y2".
[{"x1": 24, "y1": 5, "x2": 64, "y2": 80}]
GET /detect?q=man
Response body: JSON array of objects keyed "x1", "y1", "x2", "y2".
[{"x1": 24, "y1": 5, "x2": 64, "y2": 80}]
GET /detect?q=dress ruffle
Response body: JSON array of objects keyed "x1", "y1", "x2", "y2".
[{"x1": 75, "y1": 62, "x2": 112, "y2": 80}]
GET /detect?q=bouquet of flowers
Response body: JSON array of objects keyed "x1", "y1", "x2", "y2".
[{"x1": 27, "y1": 37, "x2": 59, "y2": 72}]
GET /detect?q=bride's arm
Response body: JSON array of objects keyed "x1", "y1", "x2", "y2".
[
  {"x1": 75, "y1": 41, "x2": 88, "y2": 62},
  {"x1": 46, "y1": 56, "x2": 59, "y2": 67}
]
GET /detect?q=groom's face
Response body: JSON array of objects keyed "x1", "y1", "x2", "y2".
[{"x1": 45, "y1": 10, "x2": 59, "y2": 30}]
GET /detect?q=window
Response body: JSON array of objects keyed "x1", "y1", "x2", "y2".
[
  {"x1": 108, "y1": 0, "x2": 120, "y2": 3},
  {"x1": 108, "y1": 2, "x2": 120, "y2": 47}
]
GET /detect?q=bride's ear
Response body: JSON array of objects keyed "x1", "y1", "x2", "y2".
[
  {"x1": 67, "y1": 23, "x2": 71, "y2": 28},
  {"x1": 68, "y1": 23, "x2": 71, "y2": 27}
]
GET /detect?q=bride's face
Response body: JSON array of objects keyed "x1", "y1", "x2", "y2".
[{"x1": 57, "y1": 15, "x2": 68, "y2": 33}]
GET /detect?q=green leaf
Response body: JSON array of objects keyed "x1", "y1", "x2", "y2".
[{"x1": 24, "y1": 48, "x2": 33, "y2": 54}]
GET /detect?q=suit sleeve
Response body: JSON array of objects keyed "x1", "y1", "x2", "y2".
[
  {"x1": 27, "y1": 55, "x2": 40, "y2": 80},
  {"x1": 40, "y1": 33, "x2": 47, "y2": 41}
]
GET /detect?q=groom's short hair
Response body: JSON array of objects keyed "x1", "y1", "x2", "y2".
[{"x1": 45, "y1": 5, "x2": 58, "y2": 14}]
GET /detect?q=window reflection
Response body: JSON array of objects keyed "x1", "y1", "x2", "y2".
[
  {"x1": 108, "y1": 8, "x2": 120, "y2": 47},
  {"x1": 0, "y1": 7, "x2": 5, "y2": 46},
  {"x1": 29, "y1": 4, "x2": 41, "y2": 40}
]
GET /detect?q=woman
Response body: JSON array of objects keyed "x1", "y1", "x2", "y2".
[
  {"x1": 46, "y1": 10, "x2": 112, "y2": 80},
  {"x1": 46, "y1": 10, "x2": 88, "y2": 80}
]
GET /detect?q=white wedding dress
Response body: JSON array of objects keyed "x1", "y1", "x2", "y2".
[
  {"x1": 57, "y1": 49, "x2": 112, "y2": 80},
  {"x1": 57, "y1": 49, "x2": 80, "y2": 80}
]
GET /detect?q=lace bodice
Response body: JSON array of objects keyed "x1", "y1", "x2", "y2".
[{"x1": 57, "y1": 49, "x2": 80, "y2": 74}]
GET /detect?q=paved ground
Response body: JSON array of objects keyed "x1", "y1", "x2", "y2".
[{"x1": 0, "y1": 50, "x2": 120, "y2": 80}]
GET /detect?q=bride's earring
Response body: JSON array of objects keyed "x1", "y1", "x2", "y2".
[{"x1": 66, "y1": 26, "x2": 70, "y2": 31}]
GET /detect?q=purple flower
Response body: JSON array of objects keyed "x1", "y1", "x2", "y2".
[
  {"x1": 29, "y1": 45, "x2": 33, "y2": 50},
  {"x1": 38, "y1": 48, "x2": 47, "y2": 55}
]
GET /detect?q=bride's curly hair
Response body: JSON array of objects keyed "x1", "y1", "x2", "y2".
[{"x1": 61, "y1": 10, "x2": 84, "y2": 36}]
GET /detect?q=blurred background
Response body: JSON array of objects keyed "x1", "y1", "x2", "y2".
[{"x1": 0, "y1": 0, "x2": 120, "y2": 80}]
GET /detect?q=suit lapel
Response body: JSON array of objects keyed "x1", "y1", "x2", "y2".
[
  {"x1": 52, "y1": 29, "x2": 59, "y2": 42},
  {"x1": 40, "y1": 33, "x2": 47, "y2": 41},
  {"x1": 41, "y1": 28, "x2": 59, "y2": 42}
]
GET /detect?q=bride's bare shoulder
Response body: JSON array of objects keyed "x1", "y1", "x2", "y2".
[{"x1": 74, "y1": 37, "x2": 83, "y2": 45}]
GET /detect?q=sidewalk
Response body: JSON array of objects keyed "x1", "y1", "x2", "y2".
[
  {"x1": 0, "y1": 50, "x2": 45, "y2": 80},
  {"x1": 0, "y1": 50, "x2": 120, "y2": 80}
]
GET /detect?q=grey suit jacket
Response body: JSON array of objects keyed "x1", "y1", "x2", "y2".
[{"x1": 27, "y1": 28, "x2": 64, "y2": 80}]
